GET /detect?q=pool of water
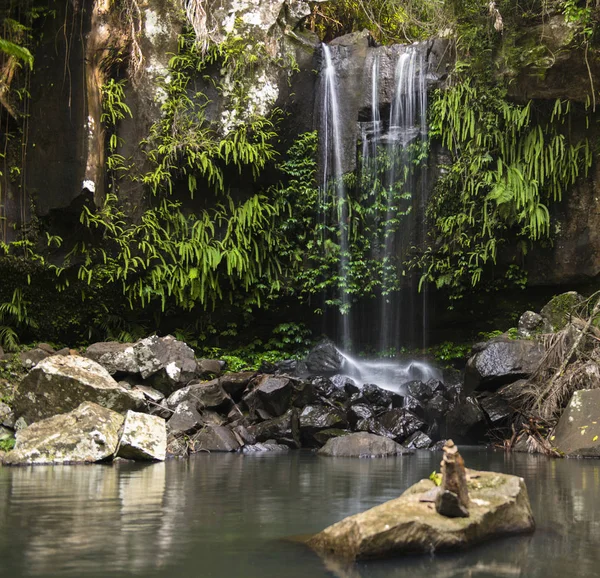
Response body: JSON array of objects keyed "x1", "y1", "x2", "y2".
[{"x1": 0, "y1": 448, "x2": 598, "y2": 577}]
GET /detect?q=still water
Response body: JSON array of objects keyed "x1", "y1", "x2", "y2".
[{"x1": 0, "y1": 448, "x2": 597, "y2": 578}]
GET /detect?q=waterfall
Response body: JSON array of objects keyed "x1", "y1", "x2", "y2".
[{"x1": 320, "y1": 44, "x2": 351, "y2": 349}]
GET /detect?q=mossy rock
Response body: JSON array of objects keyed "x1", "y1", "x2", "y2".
[{"x1": 540, "y1": 291, "x2": 584, "y2": 331}]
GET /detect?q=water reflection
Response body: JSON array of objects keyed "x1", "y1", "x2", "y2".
[{"x1": 0, "y1": 450, "x2": 598, "y2": 577}]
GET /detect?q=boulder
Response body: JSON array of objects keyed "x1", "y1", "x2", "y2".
[
  {"x1": 517, "y1": 311, "x2": 547, "y2": 338},
  {"x1": 117, "y1": 411, "x2": 166, "y2": 461},
  {"x1": 5, "y1": 402, "x2": 124, "y2": 465},
  {"x1": 540, "y1": 291, "x2": 584, "y2": 331},
  {"x1": 299, "y1": 405, "x2": 348, "y2": 446},
  {"x1": 464, "y1": 339, "x2": 545, "y2": 394},
  {"x1": 249, "y1": 409, "x2": 300, "y2": 448},
  {"x1": 355, "y1": 417, "x2": 393, "y2": 438},
  {"x1": 403, "y1": 431, "x2": 432, "y2": 449},
  {"x1": 167, "y1": 401, "x2": 204, "y2": 434},
  {"x1": 317, "y1": 432, "x2": 413, "y2": 457},
  {"x1": 13, "y1": 355, "x2": 144, "y2": 424},
  {"x1": 308, "y1": 469, "x2": 535, "y2": 560},
  {"x1": 0, "y1": 401, "x2": 15, "y2": 428},
  {"x1": 19, "y1": 348, "x2": 52, "y2": 369},
  {"x1": 313, "y1": 428, "x2": 349, "y2": 446},
  {"x1": 166, "y1": 379, "x2": 230, "y2": 411},
  {"x1": 347, "y1": 403, "x2": 375, "y2": 427},
  {"x1": 423, "y1": 393, "x2": 449, "y2": 423},
  {"x1": 405, "y1": 380, "x2": 434, "y2": 402},
  {"x1": 254, "y1": 375, "x2": 293, "y2": 416},
  {"x1": 305, "y1": 340, "x2": 343, "y2": 374},
  {"x1": 443, "y1": 397, "x2": 488, "y2": 443},
  {"x1": 478, "y1": 391, "x2": 513, "y2": 427},
  {"x1": 378, "y1": 409, "x2": 426, "y2": 443},
  {"x1": 553, "y1": 389, "x2": 600, "y2": 457},
  {"x1": 219, "y1": 371, "x2": 256, "y2": 399},
  {"x1": 86, "y1": 335, "x2": 197, "y2": 394},
  {"x1": 196, "y1": 358, "x2": 223, "y2": 379},
  {"x1": 191, "y1": 425, "x2": 240, "y2": 452},
  {"x1": 132, "y1": 385, "x2": 165, "y2": 404}
]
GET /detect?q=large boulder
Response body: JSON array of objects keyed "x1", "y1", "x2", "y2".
[
  {"x1": 165, "y1": 379, "x2": 230, "y2": 411},
  {"x1": 540, "y1": 291, "x2": 585, "y2": 331},
  {"x1": 307, "y1": 469, "x2": 535, "y2": 560},
  {"x1": 86, "y1": 335, "x2": 197, "y2": 394},
  {"x1": 317, "y1": 432, "x2": 412, "y2": 458},
  {"x1": 465, "y1": 339, "x2": 545, "y2": 394},
  {"x1": 13, "y1": 355, "x2": 144, "y2": 424},
  {"x1": 305, "y1": 340, "x2": 343, "y2": 374},
  {"x1": 299, "y1": 405, "x2": 348, "y2": 446},
  {"x1": 5, "y1": 402, "x2": 124, "y2": 465},
  {"x1": 117, "y1": 411, "x2": 166, "y2": 461},
  {"x1": 553, "y1": 389, "x2": 600, "y2": 457},
  {"x1": 248, "y1": 409, "x2": 300, "y2": 448},
  {"x1": 377, "y1": 409, "x2": 426, "y2": 443},
  {"x1": 191, "y1": 425, "x2": 241, "y2": 452},
  {"x1": 247, "y1": 375, "x2": 293, "y2": 417},
  {"x1": 443, "y1": 397, "x2": 488, "y2": 443}
]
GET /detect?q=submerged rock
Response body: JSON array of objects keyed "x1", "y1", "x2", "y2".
[
  {"x1": 117, "y1": 411, "x2": 166, "y2": 461},
  {"x1": 5, "y1": 402, "x2": 124, "y2": 465},
  {"x1": 13, "y1": 355, "x2": 144, "y2": 424},
  {"x1": 308, "y1": 468, "x2": 534, "y2": 560},
  {"x1": 317, "y1": 432, "x2": 413, "y2": 458}
]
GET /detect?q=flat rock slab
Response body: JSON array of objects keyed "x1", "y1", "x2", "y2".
[
  {"x1": 553, "y1": 388, "x2": 600, "y2": 457},
  {"x1": 308, "y1": 469, "x2": 534, "y2": 560},
  {"x1": 13, "y1": 355, "x2": 144, "y2": 424},
  {"x1": 317, "y1": 432, "x2": 413, "y2": 458},
  {"x1": 117, "y1": 411, "x2": 166, "y2": 461},
  {"x1": 5, "y1": 402, "x2": 124, "y2": 465}
]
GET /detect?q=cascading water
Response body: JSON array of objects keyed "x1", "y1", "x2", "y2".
[{"x1": 320, "y1": 44, "x2": 351, "y2": 349}]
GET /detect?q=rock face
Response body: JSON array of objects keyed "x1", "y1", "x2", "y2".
[
  {"x1": 465, "y1": 339, "x2": 545, "y2": 394},
  {"x1": 13, "y1": 355, "x2": 144, "y2": 424},
  {"x1": 553, "y1": 389, "x2": 600, "y2": 457},
  {"x1": 317, "y1": 432, "x2": 412, "y2": 458},
  {"x1": 308, "y1": 469, "x2": 535, "y2": 560},
  {"x1": 117, "y1": 411, "x2": 167, "y2": 461},
  {"x1": 5, "y1": 402, "x2": 124, "y2": 465}
]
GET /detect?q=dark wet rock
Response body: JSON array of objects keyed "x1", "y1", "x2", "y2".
[
  {"x1": 331, "y1": 374, "x2": 360, "y2": 395},
  {"x1": 347, "y1": 403, "x2": 374, "y2": 427},
  {"x1": 232, "y1": 425, "x2": 256, "y2": 445},
  {"x1": 464, "y1": 339, "x2": 545, "y2": 394},
  {"x1": 292, "y1": 380, "x2": 320, "y2": 408},
  {"x1": 242, "y1": 442, "x2": 290, "y2": 453},
  {"x1": 378, "y1": 409, "x2": 426, "y2": 443},
  {"x1": 254, "y1": 375, "x2": 293, "y2": 417},
  {"x1": 5, "y1": 402, "x2": 124, "y2": 465},
  {"x1": 496, "y1": 379, "x2": 527, "y2": 404},
  {"x1": 305, "y1": 340, "x2": 343, "y2": 374},
  {"x1": 148, "y1": 400, "x2": 172, "y2": 420},
  {"x1": 299, "y1": 405, "x2": 348, "y2": 446},
  {"x1": 430, "y1": 440, "x2": 448, "y2": 451},
  {"x1": 362, "y1": 383, "x2": 393, "y2": 408},
  {"x1": 403, "y1": 395, "x2": 425, "y2": 418},
  {"x1": 317, "y1": 432, "x2": 413, "y2": 458},
  {"x1": 249, "y1": 409, "x2": 300, "y2": 448},
  {"x1": 13, "y1": 355, "x2": 144, "y2": 424},
  {"x1": 167, "y1": 401, "x2": 204, "y2": 434},
  {"x1": 540, "y1": 291, "x2": 585, "y2": 331},
  {"x1": 166, "y1": 379, "x2": 230, "y2": 411},
  {"x1": 273, "y1": 359, "x2": 298, "y2": 374},
  {"x1": 478, "y1": 391, "x2": 513, "y2": 426},
  {"x1": 117, "y1": 411, "x2": 166, "y2": 461},
  {"x1": 553, "y1": 389, "x2": 600, "y2": 457},
  {"x1": 406, "y1": 380, "x2": 434, "y2": 402},
  {"x1": 355, "y1": 417, "x2": 393, "y2": 438},
  {"x1": 19, "y1": 348, "x2": 51, "y2": 369},
  {"x1": 219, "y1": 371, "x2": 256, "y2": 400},
  {"x1": 424, "y1": 393, "x2": 449, "y2": 423},
  {"x1": 313, "y1": 428, "x2": 350, "y2": 446},
  {"x1": 404, "y1": 431, "x2": 432, "y2": 449},
  {"x1": 196, "y1": 359, "x2": 223, "y2": 379},
  {"x1": 443, "y1": 397, "x2": 488, "y2": 443},
  {"x1": 518, "y1": 311, "x2": 547, "y2": 338},
  {"x1": 308, "y1": 468, "x2": 534, "y2": 560},
  {"x1": 426, "y1": 379, "x2": 446, "y2": 396},
  {"x1": 191, "y1": 425, "x2": 240, "y2": 452}
]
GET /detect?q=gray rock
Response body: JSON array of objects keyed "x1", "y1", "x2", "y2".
[
  {"x1": 117, "y1": 411, "x2": 166, "y2": 461},
  {"x1": 166, "y1": 379, "x2": 230, "y2": 410},
  {"x1": 318, "y1": 432, "x2": 413, "y2": 457},
  {"x1": 219, "y1": 371, "x2": 255, "y2": 399},
  {"x1": 36, "y1": 343, "x2": 56, "y2": 354},
  {"x1": 19, "y1": 348, "x2": 51, "y2": 369},
  {"x1": 517, "y1": 311, "x2": 547, "y2": 338},
  {"x1": 313, "y1": 428, "x2": 350, "y2": 446},
  {"x1": 167, "y1": 401, "x2": 204, "y2": 434},
  {"x1": 553, "y1": 388, "x2": 600, "y2": 457},
  {"x1": 5, "y1": 402, "x2": 124, "y2": 465},
  {"x1": 464, "y1": 339, "x2": 545, "y2": 394},
  {"x1": 192, "y1": 425, "x2": 240, "y2": 452},
  {"x1": 196, "y1": 358, "x2": 223, "y2": 379},
  {"x1": 308, "y1": 469, "x2": 535, "y2": 559},
  {"x1": 305, "y1": 340, "x2": 343, "y2": 374},
  {"x1": 0, "y1": 401, "x2": 15, "y2": 428},
  {"x1": 478, "y1": 391, "x2": 513, "y2": 426},
  {"x1": 435, "y1": 489, "x2": 469, "y2": 518},
  {"x1": 249, "y1": 409, "x2": 300, "y2": 448},
  {"x1": 132, "y1": 385, "x2": 165, "y2": 404},
  {"x1": 13, "y1": 355, "x2": 145, "y2": 424},
  {"x1": 254, "y1": 375, "x2": 293, "y2": 416}
]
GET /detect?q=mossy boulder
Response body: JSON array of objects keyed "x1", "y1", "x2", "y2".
[
  {"x1": 540, "y1": 291, "x2": 585, "y2": 331},
  {"x1": 308, "y1": 469, "x2": 535, "y2": 560}
]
